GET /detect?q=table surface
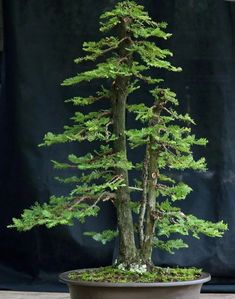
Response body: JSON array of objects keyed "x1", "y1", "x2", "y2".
[{"x1": 0, "y1": 292, "x2": 235, "y2": 299}]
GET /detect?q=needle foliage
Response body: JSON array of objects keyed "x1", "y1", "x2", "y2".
[{"x1": 9, "y1": 1, "x2": 227, "y2": 271}]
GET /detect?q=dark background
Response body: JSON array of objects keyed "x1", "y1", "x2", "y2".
[{"x1": 1, "y1": 0, "x2": 235, "y2": 293}]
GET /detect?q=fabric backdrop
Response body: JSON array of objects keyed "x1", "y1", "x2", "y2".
[{"x1": 1, "y1": 0, "x2": 235, "y2": 292}]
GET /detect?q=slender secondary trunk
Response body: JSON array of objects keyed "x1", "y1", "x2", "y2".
[
  {"x1": 140, "y1": 103, "x2": 161, "y2": 265},
  {"x1": 139, "y1": 148, "x2": 149, "y2": 249},
  {"x1": 111, "y1": 18, "x2": 137, "y2": 264},
  {"x1": 140, "y1": 141, "x2": 158, "y2": 265}
]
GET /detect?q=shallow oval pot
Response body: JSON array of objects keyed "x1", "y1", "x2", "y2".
[{"x1": 60, "y1": 269, "x2": 211, "y2": 299}]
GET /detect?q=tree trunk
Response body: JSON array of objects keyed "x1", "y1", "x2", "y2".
[
  {"x1": 140, "y1": 141, "x2": 158, "y2": 265},
  {"x1": 111, "y1": 18, "x2": 137, "y2": 265}
]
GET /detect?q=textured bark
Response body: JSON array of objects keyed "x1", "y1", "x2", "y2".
[
  {"x1": 111, "y1": 18, "x2": 137, "y2": 264},
  {"x1": 140, "y1": 102, "x2": 161, "y2": 264},
  {"x1": 140, "y1": 141, "x2": 158, "y2": 264},
  {"x1": 139, "y1": 148, "x2": 149, "y2": 248}
]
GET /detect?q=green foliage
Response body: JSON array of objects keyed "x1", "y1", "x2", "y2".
[
  {"x1": 129, "y1": 42, "x2": 181, "y2": 72},
  {"x1": 74, "y1": 37, "x2": 121, "y2": 63},
  {"x1": 9, "y1": 0, "x2": 227, "y2": 269},
  {"x1": 99, "y1": 1, "x2": 156, "y2": 33},
  {"x1": 155, "y1": 200, "x2": 228, "y2": 239},
  {"x1": 62, "y1": 58, "x2": 148, "y2": 86},
  {"x1": 65, "y1": 87, "x2": 110, "y2": 106},
  {"x1": 40, "y1": 109, "x2": 116, "y2": 146},
  {"x1": 157, "y1": 182, "x2": 192, "y2": 201},
  {"x1": 8, "y1": 196, "x2": 101, "y2": 231},
  {"x1": 154, "y1": 238, "x2": 188, "y2": 254},
  {"x1": 84, "y1": 230, "x2": 118, "y2": 245}
]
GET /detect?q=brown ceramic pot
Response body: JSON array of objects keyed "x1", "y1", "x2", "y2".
[{"x1": 59, "y1": 269, "x2": 211, "y2": 299}]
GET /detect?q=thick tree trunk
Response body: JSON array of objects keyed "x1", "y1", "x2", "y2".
[{"x1": 111, "y1": 18, "x2": 137, "y2": 265}]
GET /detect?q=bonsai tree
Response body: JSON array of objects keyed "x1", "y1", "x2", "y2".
[{"x1": 9, "y1": 1, "x2": 227, "y2": 277}]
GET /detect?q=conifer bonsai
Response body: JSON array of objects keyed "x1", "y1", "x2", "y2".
[{"x1": 9, "y1": 1, "x2": 227, "y2": 281}]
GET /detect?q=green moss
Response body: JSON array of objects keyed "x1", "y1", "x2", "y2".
[{"x1": 68, "y1": 266, "x2": 202, "y2": 283}]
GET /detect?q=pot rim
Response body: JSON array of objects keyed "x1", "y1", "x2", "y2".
[{"x1": 59, "y1": 268, "x2": 211, "y2": 288}]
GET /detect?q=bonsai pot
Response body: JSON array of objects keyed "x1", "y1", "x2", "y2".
[{"x1": 59, "y1": 269, "x2": 211, "y2": 299}]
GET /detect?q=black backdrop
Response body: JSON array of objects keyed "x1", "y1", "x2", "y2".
[{"x1": 1, "y1": 0, "x2": 235, "y2": 293}]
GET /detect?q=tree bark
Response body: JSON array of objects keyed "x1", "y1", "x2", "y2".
[
  {"x1": 111, "y1": 18, "x2": 137, "y2": 265},
  {"x1": 139, "y1": 148, "x2": 149, "y2": 248},
  {"x1": 140, "y1": 101, "x2": 162, "y2": 265},
  {"x1": 140, "y1": 140, "x2": 158, "y2": 265}
]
